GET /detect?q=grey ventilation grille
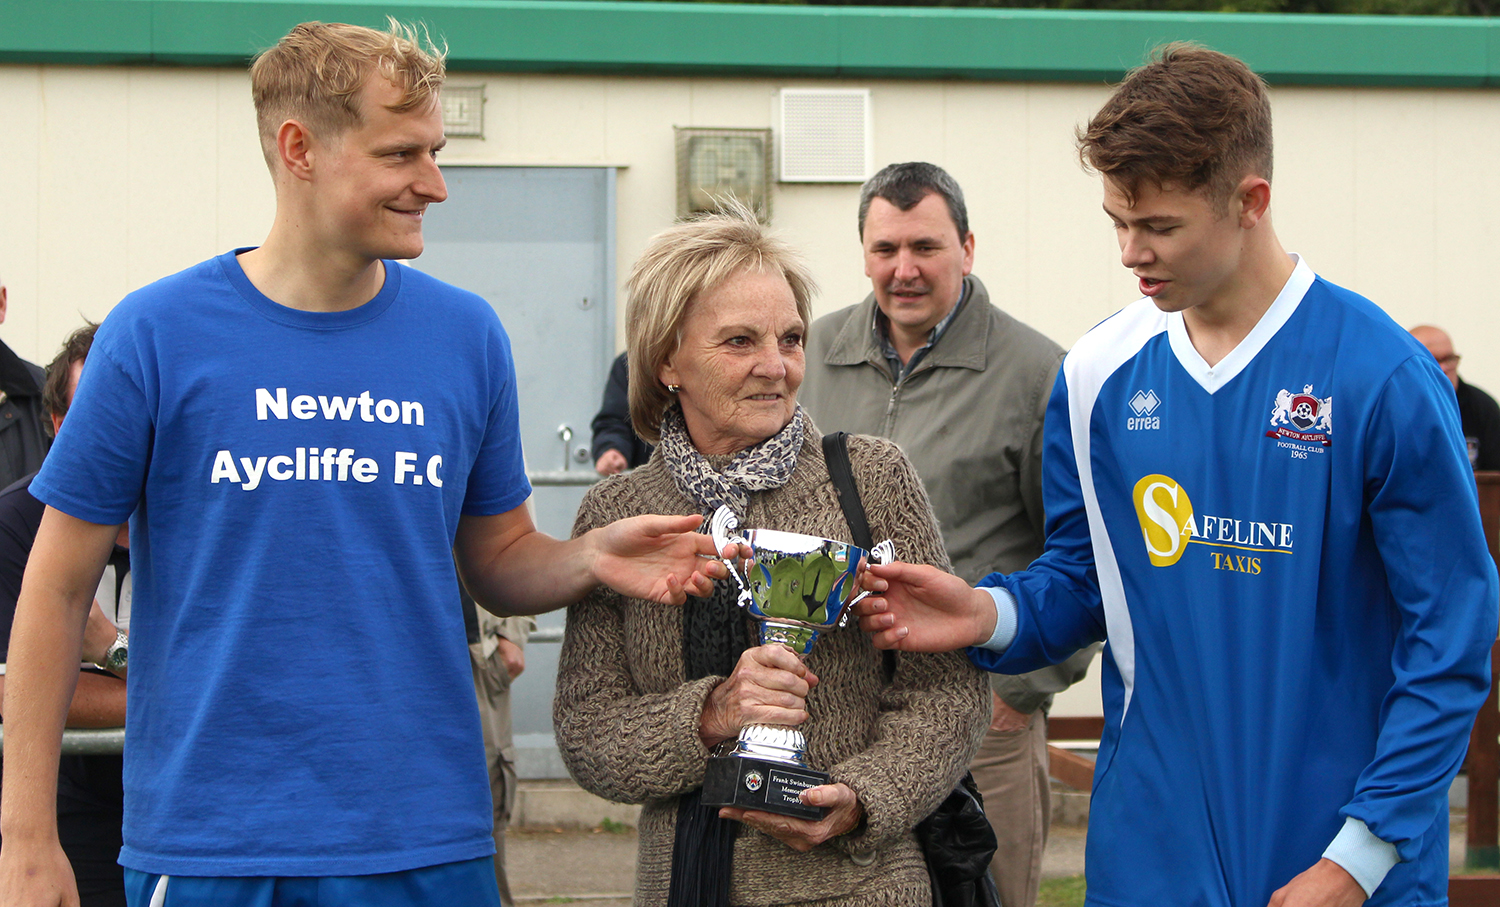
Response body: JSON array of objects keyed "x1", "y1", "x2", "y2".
[
  {"x1": 440, "y1": 86, "x2": 485, "y2": 138},
  {"x1": 778, "y1": 88, "x2": 870, "y2": 183},
  {"x1": 675, "y1": 127, "x2": 773, "y2": 221}
]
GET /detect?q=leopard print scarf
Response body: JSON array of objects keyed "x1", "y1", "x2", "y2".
[{"x1": 657, "y1": 403, "x2": 807, "y2": 519}]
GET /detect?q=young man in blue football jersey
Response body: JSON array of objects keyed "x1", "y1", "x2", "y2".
[
  {"x1": 855, "y1": 44, "x2": 1497, "y2": 907},
  {"x1": 0, "y1": 21, "x2": 728, "y2": 907}
]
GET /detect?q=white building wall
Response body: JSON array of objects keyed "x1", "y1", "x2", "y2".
[
  {"x1": 3, "y1": 66, "x2": 1497, "y2": 394},
  {"x1": 3, "y1": 64, "x2": 1497, "y2": 716}
]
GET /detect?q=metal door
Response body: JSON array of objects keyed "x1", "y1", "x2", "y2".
[{"x1": 415, "y1": 166, "x2": 615, "y2": 778}]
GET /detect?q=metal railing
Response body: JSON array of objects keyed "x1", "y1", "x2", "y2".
[
  {"x1": 0, "y1": 726, "x2": 124, "y2": 755},
  {"x1": 528, "y1": 471, "x2": 603, "y2": 487}
]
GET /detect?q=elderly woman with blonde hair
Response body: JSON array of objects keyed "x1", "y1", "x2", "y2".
[{"x1": 553, "y1": 206, "x2": 988, "y2": 907}]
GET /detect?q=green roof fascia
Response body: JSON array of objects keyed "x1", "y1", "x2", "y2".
[{"x1": 3, "y1": 0, "x2": 1499, "y2": 87}]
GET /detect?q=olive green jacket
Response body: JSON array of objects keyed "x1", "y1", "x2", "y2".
[{"x1": 801, "y1": 275, "x2": 1094, "y2": 712}]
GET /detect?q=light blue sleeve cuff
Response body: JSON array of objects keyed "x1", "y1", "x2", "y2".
[
  {"x1": 976, "y1": 586, "x2": 1018, "y2": 653},
  {"x1": 1322, "y1": 816, "x2": 1399, "y2": 898}
]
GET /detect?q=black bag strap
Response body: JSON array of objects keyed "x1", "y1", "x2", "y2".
[
  {"x1": 823, "y1": 436, "x2": 999, "y2": 907},
  {"x1": 823, "y1": 432, "x2": 896, "y2": 680},
  {"x1": 822, "y1": 432, "x2": 874, "y2": 551}
]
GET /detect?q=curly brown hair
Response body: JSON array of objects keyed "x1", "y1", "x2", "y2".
[
  {"x1": 1078, "y1": 43, "x2": 1273, "y2": 206},
  {"x1": 42, "y1": 321, "x2": 96, "y2": 434}
]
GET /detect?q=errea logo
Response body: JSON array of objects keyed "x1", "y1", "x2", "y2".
[{"x1": 1128, "y1": 389, "x2": 1160, "y2": 430}]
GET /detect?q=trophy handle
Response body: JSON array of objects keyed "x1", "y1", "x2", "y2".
[
  {"x1": 841, "y1": 539, "x2": 896, "y2": 625},
  {"x1": 708, "y1": 505, "x2": 754, "y2": 608}
]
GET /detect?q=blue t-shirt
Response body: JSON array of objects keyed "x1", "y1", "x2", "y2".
[
  {"x1": 969, "y1": 259, "x2": 1498, "y2": 907},
  {"x1": 32, "y1": 250, "x2": 532, "y2": 877}
]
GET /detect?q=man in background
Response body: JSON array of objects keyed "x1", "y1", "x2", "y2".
[
  {"x1": 1410, "y1": 324, "x2": 1500, "y2": 470},
  {"x1": 591, "y1": 352, "x2": 652, "y2": 476},
  {"x1": 464, "y1": 588, "x2": 532, "y2": 907},
  {"x1": 801, "y1": 161, "x2": 1096, "y2": 907},
  {"x1": 0, "y1": 322, "x2": 128, "y2": 907},
  {"x1": 0, "y1": 272, "x2": 52, "y2": 488}
]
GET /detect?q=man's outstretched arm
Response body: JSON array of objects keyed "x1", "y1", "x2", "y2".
[
  {"x1": 0, "y1": 507, "x2": 121, "y2": 907},
  {"x1": 855, "y1": 365, "x2": 1105, "y2": 664},
  {"x1": 454, "y1": 502, "x2": 732, "y2": 616}
]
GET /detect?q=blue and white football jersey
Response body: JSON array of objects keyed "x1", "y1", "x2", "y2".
[{"x1": 970, "y1": 258, "x2": 1498, "y2": 907}]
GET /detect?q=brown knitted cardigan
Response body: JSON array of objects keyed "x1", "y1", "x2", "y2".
[{"x1": 555, "y1": 428, "x2": 990, "y2": 907}]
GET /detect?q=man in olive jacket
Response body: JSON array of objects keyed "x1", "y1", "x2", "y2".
[{"x1": 800, "y1": 162, "x2": 1096, "y2": 907}]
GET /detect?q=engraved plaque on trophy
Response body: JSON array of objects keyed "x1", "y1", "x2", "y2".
[{"x1": 700, "y1": 505, "x2": 895, "y2": 820}]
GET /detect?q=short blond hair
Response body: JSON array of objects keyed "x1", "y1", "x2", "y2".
[
  {"x1": 250, "y1": 19, "x2": 446, "y2": 170},
  {"x1": 626, "y1": 205, "x2": 817, "y2": 444}
]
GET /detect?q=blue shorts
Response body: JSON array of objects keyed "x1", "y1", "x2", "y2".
[{"x1": 123, "y1": 856, "x2": 502, "y2": 907}]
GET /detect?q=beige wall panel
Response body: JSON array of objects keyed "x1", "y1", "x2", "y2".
[
  {"x1": 214, "y1": 70, "x2": 275, "y2": 253},
  {"x1": 1272, "y1": 87, "x2": 1359, "y2": 287},
  {"x1": 1351, "y1": 90, "x2": 1439, "y2": 315},
  {"x1": 1023, "y1": 84, "x2": 1136, "y2": 347},
  {"x1": 5, "y1": 64, "x2": 1500, "y2": 396},
  {"x1": 867, "y1": 81, "x2": 948, "y2": 168},
  {"x1": 685, "y1": 79, "x2": 774, "y2": 126},
  {"x1": 514, "y1": 75, "x2": 608, "y2": 162},
  {"x1": 1427, "y1": 90, "x2": 1500, "y2": 371},
  {"x1": 123, "y1": 70, "x2": 222, "y2": 299},
  {"x1": 939, "y1": 81, "x2": 1032, "y2": 315},
  {"x1": 605, "y1": 77, "x2": 690, "y2": 338},
  {"x1": 0, "y1": 67, "x2": 44, "y2": 360},
  {"x1": 34, "y1": 68, "x2": 133, "y2": 359},
  {"x1": 935, "y1": 81, "x2": 1129, "y2": 346},
  {"x1": 772, "y1": 183, "x2": 864, "y2": 317}
]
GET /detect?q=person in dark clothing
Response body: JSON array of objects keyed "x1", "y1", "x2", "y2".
[
  {"x1": 0, "y1": 322, "x2": 129, "y2": 907},
  {"x1": 590, "y1": 351, "x2": 653, "y2": 475},
  {"x1": 0, "y1": 276, "x2": 52, "y2": 488},
  {"x1": 1411, "y1": 324, "x2": 1500, "y2": 470}
]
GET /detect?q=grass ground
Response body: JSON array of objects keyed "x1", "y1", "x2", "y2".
[{"x1": 1038, "y1": 875, "x2": 1087, "y2": 907}]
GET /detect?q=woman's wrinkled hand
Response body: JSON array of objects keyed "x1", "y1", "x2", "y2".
[
  {"x1": 720, "y1": 783, "x2": 863, "y2": 852},
  {"x1": 698, "y1": 644, "x2": 818, "y2": 748}
]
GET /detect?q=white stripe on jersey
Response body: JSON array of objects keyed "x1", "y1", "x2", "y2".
[{"x1": 1063, "y1": 299, "x2": 1169, "y2": 719}]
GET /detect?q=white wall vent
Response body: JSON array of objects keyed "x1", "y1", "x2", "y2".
[{"x1": 778, "y1": 88, "x2": 871, "y2": 183}]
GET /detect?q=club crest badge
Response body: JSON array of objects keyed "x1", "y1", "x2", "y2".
[
  {"x1": 1267, "y1": 384, "x2": 1332, "y2": 446},
  {"x1": 743, "y1": 770, "x2": 764, "y2": 792}
]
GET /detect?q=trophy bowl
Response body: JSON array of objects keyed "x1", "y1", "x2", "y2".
[{"x1": 700, "y1": 506, "x2": 895, "y2": 820}]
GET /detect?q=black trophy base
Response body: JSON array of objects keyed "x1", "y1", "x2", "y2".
[{"x1": 702, "y1": 754, "x2": 827, "y2": 820}]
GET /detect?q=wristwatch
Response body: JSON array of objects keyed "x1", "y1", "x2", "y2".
[{"x1": 94, "y1": 630, "x2": 128, "y2": 674}]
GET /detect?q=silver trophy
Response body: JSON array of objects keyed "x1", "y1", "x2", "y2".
[{"x1": 700, "y1": 505, "x2": 895, "y2": 820}]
